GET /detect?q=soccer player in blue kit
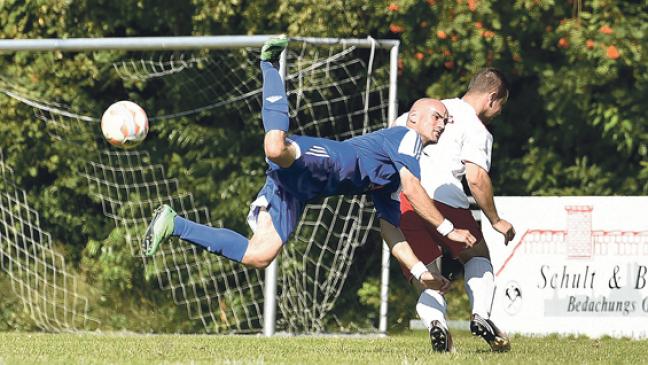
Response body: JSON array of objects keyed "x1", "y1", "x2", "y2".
[{"x1": 144, "y1": 37, "x2": 476, "y2": 290}]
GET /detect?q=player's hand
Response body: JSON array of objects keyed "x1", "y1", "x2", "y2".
[
  {"x1": 493, "y1": 219, "x2": 516, "y2": 245},
  {"x1": 447, "y1": 228, "x2": 477, "y2": 248},
  {"x1": 418, "y1": 271, "x2": 451, "y2": 294}
]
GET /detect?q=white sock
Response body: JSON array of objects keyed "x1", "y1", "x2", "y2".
[
  {"x1": 464, "y1": 256, "x2": 495, "y2": 319},
  {"x1": 416, "y1": 289, "x2": 447, "y2": 330}
]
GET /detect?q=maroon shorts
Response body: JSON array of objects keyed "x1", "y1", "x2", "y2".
[{"x1": 398, "y1": 193, "x2": 484, "y2": 280}]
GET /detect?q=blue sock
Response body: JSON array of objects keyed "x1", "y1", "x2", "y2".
[
  {"x1": 173, "y1": 216, "x2": 249, "y2": 263},
  {"x1": 261, "y1": 61, "x2": 289, "y2": 132}
]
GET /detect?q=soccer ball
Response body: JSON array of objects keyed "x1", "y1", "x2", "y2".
[{"x1": 100, "y1": 100, "x2": 149, "y2": 149}]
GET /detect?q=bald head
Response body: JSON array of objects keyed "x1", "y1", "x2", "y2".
[
  {"x1": 406, "y1": 98, "x2": 450, "y2": 145},
  {"x1": 408, "y1": 98, "x2": 447, "y2": 120}
]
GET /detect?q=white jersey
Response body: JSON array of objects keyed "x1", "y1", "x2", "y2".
[{"x1": 393, "y1": 98, "x2": 492, "y2": 209}]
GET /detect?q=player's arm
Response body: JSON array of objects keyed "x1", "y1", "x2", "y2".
[
  {"x1": 379, "y1": 218, "x2": 450, "y2": 292},
  {"x1": 399, "y1": 166, "x2": 477, "y2": 247},
  {"x1": 465, "y1": 161, "x2": 515, "y2": 244}
]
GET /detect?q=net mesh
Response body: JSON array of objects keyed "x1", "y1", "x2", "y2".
[
  {"x1": 0, "y1": 149, "x2": 98, "y2": 331},
  {"x1": 0, "y1": 39, "x2": 391, "y2": 333}
]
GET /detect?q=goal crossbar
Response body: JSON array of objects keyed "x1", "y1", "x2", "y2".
[{"x1": 0, "y1": 36, "x2": 398, "y2": 52}]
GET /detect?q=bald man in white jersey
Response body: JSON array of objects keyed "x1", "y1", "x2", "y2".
[{"x1": 393, "y1": 68, "x2": 515, "y2": 352}]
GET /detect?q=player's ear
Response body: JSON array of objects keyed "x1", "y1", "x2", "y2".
[
  {"x1": 488, "y1": 92, "x2": 497, "y2": 107},
  {"x1": 408, "y1": 110, "x2": 418, "y2": 124}
]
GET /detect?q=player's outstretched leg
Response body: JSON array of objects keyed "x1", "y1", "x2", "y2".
[
  {"x1": 260, "y1": 36, "x2": 295, "y2": 168},
  {"x1": 261, "y1": 37, "x2": 290, "y2": 133},
  {"x1": 143, "y1": 204, "x2": 250, "y2": 264},
  {"x1": 260, "y1": 36, "x2": 289, "y2": 134}
]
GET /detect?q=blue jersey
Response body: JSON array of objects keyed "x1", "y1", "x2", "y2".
[
  {"x1": 252, "y1": 127, "x2": 423, "y2": 243},
  {"x1": 269, "y1": 126, "x2": 422, "y2": 200},
  {"x1": 252, "y1": 127, "x2": 423, "y2": 241}
]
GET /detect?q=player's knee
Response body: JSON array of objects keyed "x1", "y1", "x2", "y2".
[
  {"x1": 458, "y1": 239, "x2": 489, "y2": 263},
  {"x1": 265, "y1": 141, "x2": 296, "y2": 168},
  {"x1": 242, "y1": 238, "x2": 281, "y2": 269},
  {"x1": 264, "y1": 130, "x2": 287, "y2": 158},
  {"x1": 264, "y1": 141, "x2": 287, "y2": 162},
  {"x1": 243, "y1": 251, "x2": 274, "y2": 269},
  {"x1": 246, "y1": 259, "x2": 267, "y2": 269},
  {"x1": 243, "y1": 210, "x2": 284, "y2": 268}
]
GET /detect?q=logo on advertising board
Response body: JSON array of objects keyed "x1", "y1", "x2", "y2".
[
  {"x1": 484, "y1": 197, "x2": 648, "y2": 339},
  {"x1": 503, "y1": 281, "x2": 523, "y2": 315}
]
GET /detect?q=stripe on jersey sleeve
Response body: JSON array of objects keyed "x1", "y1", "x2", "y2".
[{"x1": 397, "y1": 129, "x2": 422, "y2": 158}]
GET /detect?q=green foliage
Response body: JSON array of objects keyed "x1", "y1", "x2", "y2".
[
  {"x1": 0, "y1": 278, "x2": 39, "y2": 332},
  {"x1": 82, "y1": 227, "x2": 141, "y2": 293},
  {"x1": 383, "y1": 0, "x2": 647, "y2": 195},
  {"x1": 1, "y1": 0, "x2": 646, "y2": 332}
]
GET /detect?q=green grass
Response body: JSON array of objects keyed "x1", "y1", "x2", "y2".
[{"x1": 0, "y1": 330, "x2": 646, "y2": 365}]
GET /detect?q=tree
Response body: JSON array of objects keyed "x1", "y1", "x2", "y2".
[{"x1": 0, "y1": 0, "x2": 645, "y2": 331}]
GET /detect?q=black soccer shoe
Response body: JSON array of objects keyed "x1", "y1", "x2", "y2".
[
  {"x1": 470, "y1": 314, "x2": 511, "y2": 352},
  {"x1": 429, "y1": 320, "x2": 451, "y2": 352}
]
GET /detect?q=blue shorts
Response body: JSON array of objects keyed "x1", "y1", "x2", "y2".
[
  {"x1": 247, "y1": 176, "x2": 305, "y2": 244},
  {"x1": 370, "y1": 188, "x2": 401, "y2": 228},
  {"x1": 247, "y1": 177, "x2": 402, "y2": 244}
]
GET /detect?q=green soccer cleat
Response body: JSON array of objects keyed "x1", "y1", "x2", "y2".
[
  {"x1": 260, "y1": 35, "x2": 288, "y2": 62},
  {"x1": 143, "y1": 204, "x2": 177, "y2": 256}
]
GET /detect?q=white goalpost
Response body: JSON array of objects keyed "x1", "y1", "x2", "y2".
[{"x1": 0, "y1": 35, "x2": 399, "y2": 335}]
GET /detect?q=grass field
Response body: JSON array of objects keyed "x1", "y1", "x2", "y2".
[{"x1": 1, "y1": 330, "x2": 646, "y2": 365}]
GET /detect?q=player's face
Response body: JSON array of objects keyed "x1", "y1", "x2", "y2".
[{"x1": 424, "y1": 108, "x2": 452, "y2": 143}]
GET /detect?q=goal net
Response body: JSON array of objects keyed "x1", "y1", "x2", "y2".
[
  {"x1": 0, "y1": 36, "x2": 396, "y2": 333},
  {"x1": 0, "y1": 149, "x2": 98, "y2": 331}
]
